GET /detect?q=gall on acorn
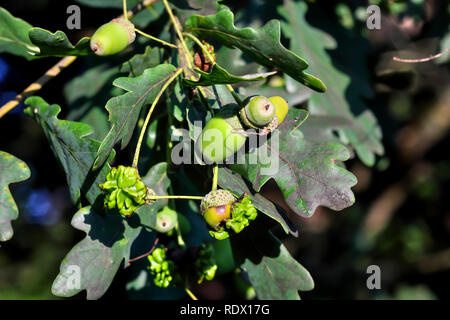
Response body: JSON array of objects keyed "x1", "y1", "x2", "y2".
[
  {"x1": 200, "y1": 189, "x2": 236, "y2": 229},
  {"x1": 90, "y1": 18, "x2": 136, "y2": 56},
  {"x1": 196, "y1": 105, "x2": 247, "y2": 163}
]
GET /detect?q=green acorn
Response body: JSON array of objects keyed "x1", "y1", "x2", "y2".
[
  {"x1": 90, "y1": 18, "x2": 136, "y2": 56},
  {"x1": 268, "y1": 96, "x2": 289, "y2": 125},
  {"x1": 239, "y1": 96, "x2": 276, "y2": 129},
  {"x1": 200, "y1": 189, "x2": 236, "y2": 229},
  {"x1": 154, "y1": 206, "x2": 178, "y2": 233},
  {"x1": 197, "y1": 105, "x2": 247, "y2": 163}
]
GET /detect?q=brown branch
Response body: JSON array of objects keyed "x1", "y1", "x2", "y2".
[
  {"x1": 393, "y1": 47, "x2": 450, "y2": 63},
  {"x1": 125, "y1": 237, "x2": 159, "y2": 268}
]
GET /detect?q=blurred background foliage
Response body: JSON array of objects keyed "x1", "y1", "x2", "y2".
[{"x1": 0, "y1": 0, "x2": 449, "y2": 299}]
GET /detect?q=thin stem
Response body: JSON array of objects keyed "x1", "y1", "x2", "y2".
[
  {"x1": 163, "y1": 0, "x2": 193, "y2": 69},
  {"x1": 393, "y1": 47, "x2": 450, "y2": 63},
  {"x1": 119, "y1": 0, "x2": 161, "y2": 20},
  {"x1": 126, "y1": 238, "x2": 159, "y2": 268},
  {"x1": 177, "y1": 35, "x2": 215, "y2": 108},
  {"x1": 183, "y1": 32, "x2": 215, "y2": 66},
  {"x1": 181, "y1": 33, "x2": 241, "y2": 107},
  {"x1": 135, "y1": 28, "x2": 177, "y2": 48},
  {"x1": 0, "y1": 0, "x2": 160, "y2": 119},
  {"x1": 147, "y1": 195, "x2": 204, "y2": 200},
  {"x1": 0, "y1": 56, "x2": 77, "y2": 119},
  {"x1": 123, "y1": 0, "x2": 128, "y2": 20},
  {"x1": 212, "y1": 164, "x2": 219, "y2": 191},
  {"x1": 185, "y1": 287, "x2": 199, "y2": 300},
  {"x1": 175, "y1": 222, "x2": 186, "y2": 247},
  {"x1": 226, "y1": 84, "x2": 243, "y2": 105},
  {"x1": 132, "y1": 68, "x2": 183, "y2": 168}
]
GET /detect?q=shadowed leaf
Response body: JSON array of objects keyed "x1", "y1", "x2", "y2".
[
  {"x1": 231, "y1": 109, "x2": 357, "y2": 217},
  {"x1": 0, "y1": 151, "x2": 30, "y2": 242},
  {"x1": 218, "y1": 167, "x2": 297, "y2": 236},
  {"x1": 24, "y1": 96, "x2": 114, "y2": 207},
  {"x1": 231, "y1": 227, "x2": 313, "y2": 300},
  {"x1": 279, "y1": 1, "x2": 383, "y2": 166},
  {"x1": 94, "y1": 64, "x2": 177, "y2": 170},
  {"x1": 51, "y1": 162, "x2": 170, "y2": 299}
]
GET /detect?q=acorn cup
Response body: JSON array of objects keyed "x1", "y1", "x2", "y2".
[
  {"x1": 90, "y1": 18, "x2": 136, "y2": 56},
  {"x1": 239, "y1": 95, "x2": 289, "y2": 134},
  {"x1": 200, "y1": 190, "x2": 258, "y2": 240},
  {"x1": 239, "y1": 95, "x2": 276, "y2": 129},
  {"x1": 200, "y1": 189, "x2": 236, "y2": 229}
]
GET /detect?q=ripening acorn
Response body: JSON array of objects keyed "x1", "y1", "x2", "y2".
[
  {"x1": 197, "y1": 105, "x2": 247, "y2": 163},
  {"x1": 239, "y1": 96, "x2": 276, "y2": 129},
  {"x1": 154, "y1": 206, "x2": 178, "y2": 233},
  {"x1": 268, "y1": 96, "x2": 288, "y2": 125},
  {"x1": 200, "y1": 189, "x2": 236, "y2": 229},
  {"x1": 90, "y1": 18, "x2": 136, "y2": 56}
]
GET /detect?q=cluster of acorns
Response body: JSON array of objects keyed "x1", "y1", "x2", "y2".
[
  {"x1": 92, "y1": 16, "x2": 280, "y2": 289},
  {"x1": 197, "y1": 95, "x2": 289, "y2": 163}
]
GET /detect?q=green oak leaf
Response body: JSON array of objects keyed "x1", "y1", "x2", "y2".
[
  {"x1": 184, "y1": 8, "x2": 326, "y2": 92},
  {"x1": 0, "y1": 151, "x2": 30, "y2": 242},
  {"x1": 279, "y1": 1, "x2": 384, "y2": 166},
  {"x1": 231, "y1": 108, "x2": 357, "y2": 217},
  {"x1": 51, "y1": 206, "x2": 140, "y2": 299},
  {"x1": 120, "y1": 45, "x2": 164, "y2": 77},
  {"x1": 64, "y1": 62, "x2": 121, "y2": 141},
  {"x1": 172, "y1": 0, "x2": 221, "y2": 25},
  {"x1": 0, "y1": 7, "x2": 39, "y2": 60},
  {"x1": 218, "y1": 167, "x2": 297, "y2": 236},
  {"x1": 135, "y1": 162, "x2": 171, "y2": 228},
  {"x1": 231, "y1": 226, "x2": 314, "y2": 300},
  {"x1": 183, "y1": 63, "x2": 276, "y2": 87},
  {"x1": 215, "y1": 46, "x2": 261, "y2": 77},
  {"x1": 52, "y1": 162, "x2": 169, "y2": 300},
  {"x1": 24, "y1": 96, "x2": 114, "y2": 208},
  {"x1": 94, "y1": 64, "x2": 177, "y2": 170},
  {"x1": 28, "y1": 28, "x2": 91, "y2": 58}
]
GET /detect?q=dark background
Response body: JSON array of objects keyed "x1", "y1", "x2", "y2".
[{"x1": 0, "y1": 0, "x2": 449, "y2": 300}]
